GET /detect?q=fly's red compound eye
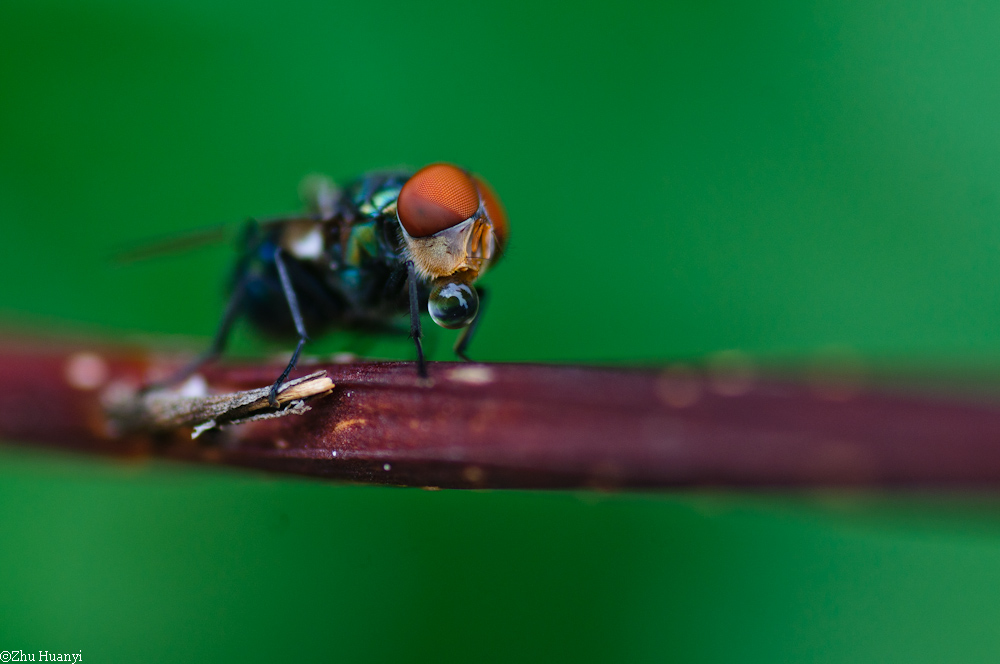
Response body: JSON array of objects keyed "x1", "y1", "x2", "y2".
[
  {"x1": 397, "y1": 163, "x2": 481, "y2": 237},
  {"x1": 473, "y1": 175, "x2": 509, "y2": 251}
]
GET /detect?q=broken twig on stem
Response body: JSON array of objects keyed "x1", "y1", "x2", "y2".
[{"x1": 103, "y1": 371, "x2": 335, "y2": 438}]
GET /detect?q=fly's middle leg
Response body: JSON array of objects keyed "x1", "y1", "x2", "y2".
[{"x1": 406, "y1": 260, "x2": 428, "y2": 378}]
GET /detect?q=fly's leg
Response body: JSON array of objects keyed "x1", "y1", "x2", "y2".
[
  {"x1": 180, "y1": 277, "x2": 247, "y2": 380},
  {"x1": 270, "y1": 247, "x2": 310, "y2": 407},
  {"x1": 454, "y1": 286, "x2": 488, "y2": 362},
  {"x1": 188, "y1": 218, "x2": 258, "y2": 374},
  {"x1": 383, "y1": 262, "x2": 408, "y2": 299},
  {"x1": 407, "y1": 260, "x2": 428, "y2": 378},
  {"x1": 149, "y1": 276, "x2": 248, "y2": 393},
  {"x1": 147, "y1": 219, "x2": 259, "y2": 392},
  {"x1": 379, "y1": 263, "x2": 438, "y2": 358}
]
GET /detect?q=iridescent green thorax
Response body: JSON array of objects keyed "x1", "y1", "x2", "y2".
[{"x1": 343, "y1": 221, "x2": 378, "y2": 268}]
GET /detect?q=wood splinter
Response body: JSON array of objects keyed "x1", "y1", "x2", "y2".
[{"x1": 103, "y1": 371, "x2": 335, "y2": 438}]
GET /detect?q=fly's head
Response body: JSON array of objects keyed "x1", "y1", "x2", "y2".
[{"x1": 396, "y1": 163, "x2": 509, "y2": 329}]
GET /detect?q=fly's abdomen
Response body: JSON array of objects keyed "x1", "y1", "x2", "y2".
[{"x1": 240, "y1": 239, "x2": 349, "y2": 339}]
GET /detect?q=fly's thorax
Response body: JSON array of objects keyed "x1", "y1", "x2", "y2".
[{"x1": 343, "y1": 220, "x2": 380, "y2": 267}]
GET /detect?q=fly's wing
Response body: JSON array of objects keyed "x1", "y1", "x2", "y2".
[
  {"x1": 113, "y1": 175, "x2": 342, "y2": 264},
  {"x1": 112, "y1": 222, "x2": 234, "y2": 264},
  {"x1": 110, "y1": 214, "x2": 319, "y2": 265}
]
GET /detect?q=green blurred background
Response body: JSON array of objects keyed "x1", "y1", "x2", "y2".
[{"x1": 4, "y1": 0, "x2": 1000, "y2": 661}]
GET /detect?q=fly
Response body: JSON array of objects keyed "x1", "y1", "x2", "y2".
[{"x1": 182, "y1": 163, "x2": 509, "y2": 406}]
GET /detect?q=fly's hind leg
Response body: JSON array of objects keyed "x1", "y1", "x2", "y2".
[
  {"x1": 147, "y1": 220, "x2": 260, "y2": 392},
  {"x1": 454, "y1": 286, "x2": 488, "y2": 362},
  {"x1": 161, "y1": 276, "x2": 248, "y2": 388},
  {"x1": 270, "y1": 247, "x2": 310, "y2": 407}
]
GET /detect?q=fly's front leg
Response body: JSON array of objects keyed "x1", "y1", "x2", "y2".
[
  {"x1": 271, "y1": 247, "x2": 310, "y2": 407},
  {"x1": 454, "y1": 286, "x2": 488, "y2": 362},
  {"x1": 407, "y1": 260, "x2": 428, "y2": 378}
]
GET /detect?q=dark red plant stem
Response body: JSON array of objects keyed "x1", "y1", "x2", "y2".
[{"x1": 3, "y1": 338, "x2": 1000, "y2": 489}]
